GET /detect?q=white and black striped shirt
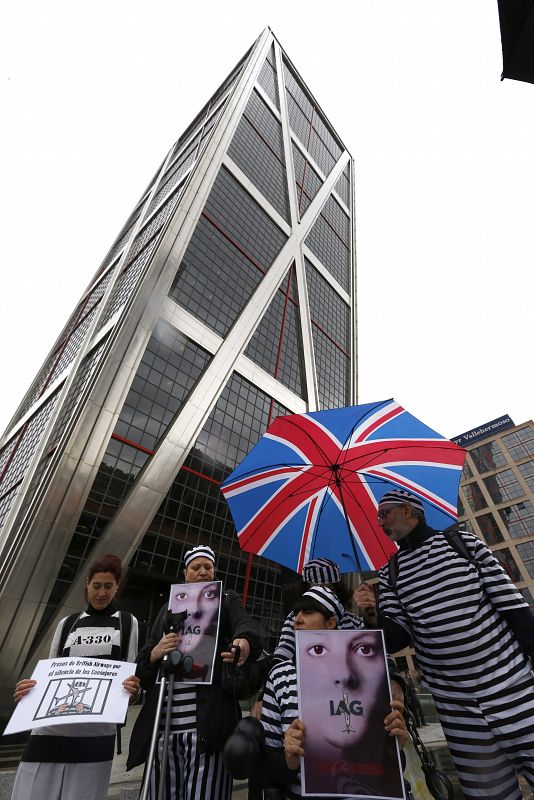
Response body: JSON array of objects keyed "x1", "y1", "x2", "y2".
[
  {"x1": 379, "y1": 527, "x2": 530, "y2": 699},
  {"x1": 261, "y1": 660, "x2": 305, "y2": 799},
  {"x1": 159, "y1": 685, "x2": 197, "y2": 733}
]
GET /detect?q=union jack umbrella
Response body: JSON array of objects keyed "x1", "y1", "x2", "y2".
[{"x1": 220, "y1": 399, "x2": 466, "y2": 575}]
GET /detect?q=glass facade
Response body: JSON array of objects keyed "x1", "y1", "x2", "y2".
[
  {"x1": 305, "y1": 259, "x2": 350, "y2": 408},
  {"x1": 170, "y1": 167, "x2": 287, "y2": 337},
  {"x1": 461, "y1": 461, "x2": 473, "y2": 480},
  {"x1": 0, "y1": 392, "x2": 61, "y2": 529},
  {"x1": 502, "y1": 426, "x2": 534, "y2": 461},
  {"x1": 476, "y1": 512, "x2": 504, "y2": 545},
  {"x1": 245, "y1": 266, "x2": 306, "y2": 398},
  {"x1": 470, "y1": 440, "x2": 506, "y2": 473},
  {"x1": 516, "y1": 541, "x2": 534, "y2": 579},
  {"x1": 305, "y1": 195, "x2": 351, "y2": 292},
  {"x1": 518, "y1": 459, "x2": 534, "y2": 493},
  {"x1": 283, "y1": 60, "x2": 342, "y2": 177},
  {"x1": 228, "y1": 88, "x2": 290, "y2": 221},
  {"x1": 128, "y1": 372, "x2": 291, "y2": 647},
  {"x1": 36, "y1": 323, "x2": 213, "y2": 635},
  {"x1": 461, "y1": 481, "x2": 487, "y2": 512},
  {"x1": 458, "y1": 422, "x2": 534, "y2": 614},
  {"x1": 499, "y1": 501, "x2": 534, "y2": 539},
  {"x1": 257, "y1": 45, "x2": 279, "y2": 108},
  {"x1": 494, "y1": 547, "x2": 523, "y2": 582},
  {"x1": 484, "y1": 468, "x2": 524, "y2": 504},
  {"x1": 293, "y1": 144, "x2": 323, "y2": 215}
]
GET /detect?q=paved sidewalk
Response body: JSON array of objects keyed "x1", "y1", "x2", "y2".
[
  {"x1": 0, "y1": 715, "x2": 454, "y2": 799},
  {"x1": 0, "y1": 706, "x2": 464, "y2": 800},
  {"x1": 106, "y1": 706, "x2": 250, "y2": 798},
  {"x1": 106, "y1": 715, "x2": 450, "y2": 798}
]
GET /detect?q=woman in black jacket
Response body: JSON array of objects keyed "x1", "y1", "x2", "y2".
[{"x1": 127, "y1": 545, "x2": 262, "y2": 800}]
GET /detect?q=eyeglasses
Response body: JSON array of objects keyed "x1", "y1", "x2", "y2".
[{"x1": 377, "y1": 505, "x2": 400, "y2": 520}]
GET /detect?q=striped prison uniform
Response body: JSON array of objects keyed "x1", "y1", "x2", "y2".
[
  {"x1": 261, "y1": 661, "x2": 303, "y2": 799},
  {"x1": 273, "y1": 610, "x2": 364, "y2": 665},
  {"x1": 144, "y1": 684, "x2": 231, "y2": 800},
  {"x1": 379, "y1": 522, "x2": 534, "y2": 800}
]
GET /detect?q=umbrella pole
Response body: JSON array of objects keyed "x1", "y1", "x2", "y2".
[
  {"x1": 334, "y1": 478, "x2": 364, "y2": 576},
  {"x1": 335, "y1": 478, "x2": 377, "y2": 621},
  {"x1": 243, "y1": 552, "x2": 253, "y2": 604}
]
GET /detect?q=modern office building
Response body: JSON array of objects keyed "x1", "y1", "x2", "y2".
[
  {"x1": 0, "y1": 29, "x2": 356, "y2": 715},
  {"x1": 455, "y1": 415, "x2": 534, "y2": 606}
]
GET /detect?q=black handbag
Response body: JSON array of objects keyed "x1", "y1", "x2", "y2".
[{"x1": 221, "y1": 648, "x2": 272, "y2": 701}]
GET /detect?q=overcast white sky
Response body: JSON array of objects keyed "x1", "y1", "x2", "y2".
[{"x1": 0, "y1": 0, "x2": 532, "y2": 442}]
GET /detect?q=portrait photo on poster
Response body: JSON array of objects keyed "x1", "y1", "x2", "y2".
[
  {"x1": 167, "y1": 580, "x2": 222, "y2": 684},
  {"x1": 296, "y1": 629, "x2": 405, "y2": 799}
]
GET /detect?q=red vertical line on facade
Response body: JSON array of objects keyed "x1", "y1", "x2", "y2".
[
  {"x1": 273, "y1": 267, "x2": 293, "y2": 382},
  {"x1": 201, "y1": 211, "x2": 268, "y2": 275},
  {"x1": 297, "y1": 167, "x2": 306, "y2": 215},
  {"x1": 274, "y1": 267, "x2": 299, "y2": 309},
  {"x1": 37, "y1": 292, "x2": 93, "y2": 402},
  {"x1": 286, "y1": 87, "x2": 338, "y2": 166},
  {"x1": 0, "y1": 477, "x2": 24, "y2": 505},
  {"x1": 311, "y1": 319, "x2": 349, "y2": 357},
  {"x1": 0, "y1": 425, "x2": 28, "y2": 491},
  {"x1": 299, "y1": 184, "x2": 314, "y2": 214},
  {"x1": 194, "y1": 100, "x2": 212, "y2": 160},
  {"x1": 316, "y1": 204, "x2": 350, "y2": 251},
  {"x1": 242, "y1": 114, "x2": 285, "y2": 166},
  {"x1": 296, "y1": 105, "x2": 315, "y2": 216}
]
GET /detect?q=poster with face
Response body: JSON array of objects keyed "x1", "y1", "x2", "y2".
[
  {"x1": 296, "y1": 629, "x2": 405, "y2": 799},
  {"x1": 167, "y1": 580, "x2": 222, "y2": 684}
]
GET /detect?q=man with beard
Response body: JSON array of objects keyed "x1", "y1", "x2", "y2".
[{"x1": 358, "y1": 488, "x2": 534, "y2": 800}]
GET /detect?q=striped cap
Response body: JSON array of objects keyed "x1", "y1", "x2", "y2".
[
  {"x1": 295, "y1": 586, "x2": 344, "y2": 625},
  {"x1": 184, "y1": 545, "x2": 216, "y2": 567},
  {"x1": 378, "y1": 489, "x2": 425, "y2": 514},
  {"x1": 303, "y1": 557, "x2": 340, "y2": 585}
]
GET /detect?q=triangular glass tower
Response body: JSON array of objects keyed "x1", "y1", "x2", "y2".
[{"x1": 0, "y1": 29, "x2": 356, "y2": 711}]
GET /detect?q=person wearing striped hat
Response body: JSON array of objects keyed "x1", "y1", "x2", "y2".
[
  {"x1": 128, "y1": 544, "x2": 263, "y2": 800},
  {"x1": 272, "y1": 557, "x2": 371, "y2": 666},
  {"x1": 371, "y1": 488, "x2": 534, "y2": 799},
  {"x1": 259, "y1": 586, "x2": 408, "y2": 799}
]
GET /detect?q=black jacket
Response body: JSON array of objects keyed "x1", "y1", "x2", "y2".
[{"x1": 127, "y1": 588, "x2": 262, "y2": 769}]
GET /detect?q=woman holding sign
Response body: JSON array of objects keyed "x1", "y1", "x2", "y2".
[
  {"x1": 260, "y1": 586, "x2": 408, "y2": 799},
  {"x1": 11, "y1": 553, "x2": 140, "y2": 800},
  {"x1": 127, "y1": 544, "x2": 263, "y2": 800}
]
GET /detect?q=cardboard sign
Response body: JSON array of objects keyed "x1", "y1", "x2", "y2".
[{"x1": 4, "y1": 657, "x2": 135, "y2": 735}]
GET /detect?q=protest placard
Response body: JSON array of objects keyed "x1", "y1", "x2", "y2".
[
  {"x1": 296, "y1": 629, "x2": 405, "y2": 799},
  {"x1": 167, "y1": 580, "x2": 221, "y2": 684},
  {"x1": 4, "y1": 656, "x2": 135, "y2": 736}
]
